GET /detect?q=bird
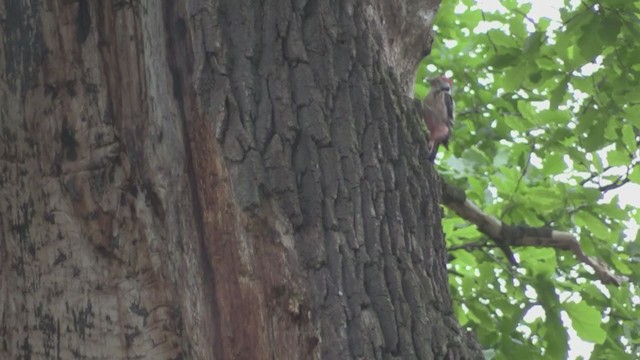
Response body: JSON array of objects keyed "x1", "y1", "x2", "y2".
[{"x1": 422, "y1": 76, "x2": 454, "y2": 162}]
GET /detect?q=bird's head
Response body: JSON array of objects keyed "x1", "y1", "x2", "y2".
[{"x1": 429, "y1": 76, "x2": 452, "y2": 92}]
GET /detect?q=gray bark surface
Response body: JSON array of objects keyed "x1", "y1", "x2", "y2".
[{"x1": 0, "y1": 0, "x2": 481, "y2": 359}]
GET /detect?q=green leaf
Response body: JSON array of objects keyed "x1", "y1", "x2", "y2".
[
  {"x1": 592, "y1": 152, "x2": 604, "y2": 173},
  {"x1": 517, "y1": 101, "x2": 536, "y2": 121},
  {"x1": 607, "y1": 149, "x2": 630, "y2": 167},
  {"x1": 451, "y1": 225, "x2": 482, "y2": 239},
  {"x1": 488, "y1": 29, "x2": 518, "y2": 48},
  {"x1": 424, "y1": 1, "x2": 640, "y2": 357},
  {"x1": 523, "y1": 31, "x2": 544, "y2": 56},
  {"x1": 611, "y1": 253, "x2": 633, "y2": 275},
  {"x1": 542, "y1": 304, "x2": 568, "y2": 358},
  {"x1": 629, "y1": 166, "x2": 640, "y2": 184},
  {"x1": 468, "y1": 301, "x2": 495, "y2": 326},
  {"x1": 462, "y1": 147, "x2": 490, "y2": 166},
  {"x1": 542, "y1": 153, "x2": 566, "y2": 175},
  {"x1": 490, "y1": 53, "x2": 521, "y2": 69},
  {"x1": 482, "y1": 349, "x2": 496, "y2": 360},
  {"x1": 573, "y1": 211, "x2": 610, "y2": 240},
  {"x1": 583, "y1": 118, "x2": 608, "y2": 151},
  {"x1": 528, "y1": 187, "x2": 562, "y2": 207},
  {"x1": 528, "y1": 71, "x2": 542, "y2": 84},
  {"x1": 538, "y1": 109, "x2": 571, "y2": 126},
  {"x1": 416, "y1": 59, "x2": 429, "y2": 82},
  {"x1": 621, "y1": 124, "x2": 637, "y2": 151},
  {"x1": 604, "y1": 119, "x2": 618, "y2": 141},
  {"x1": 503, "y1": 115, "x2": 532, "y2": 132},
  {"x1": 509, "y1": 13, "x2": 528, "y2": 40},
  {"x1": 564, "y1": 301, "x2": 606, "y2": 344},
  {"x1": 454, "y1": 304, "x2": 469, "y2": 327},
  {"x1": 415, "y1": 83, "x2": 428, "y2": 100},
  {"x1": 516, "y1": 207, "x2": 546, "y2": 227},
  {"x1": 520, "y1": 248, "x2": 557, "y2": 276},
  {"x1": 450, "y1": 249, "x2": 478, "y2": 268},
  {"x1": 536, "y1": 56, "x2": 557, "y2": 70},
  {"x1": 599, "y1": 15, "x2": 622, "y2": 44},
  {"x1": 492, "y1": 147, "x2": 511, "y2": 168},
  {"x1": 576, "y1": 15, "x2": 605, "y2": 62},
  {"x1": 550, "y1": 77, "x2": 569, "y2": 109},
  {"x1": 624, "y1": 105, "x2": 640, "y2": 128}
]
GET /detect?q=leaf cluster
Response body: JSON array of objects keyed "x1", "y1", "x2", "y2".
[{"x1": 419, "y1": 0, "x2": 640, "y2": 358}]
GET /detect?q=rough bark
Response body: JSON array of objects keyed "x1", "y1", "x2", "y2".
[{"x1": 0, "y1": 0, "x2": 481, "y2": 359}]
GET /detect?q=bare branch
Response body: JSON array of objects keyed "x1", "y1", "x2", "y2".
[
  {"x1": 597, "y1": 177, "x2": 630, "y2": 192},
  {"x1": 581, "y1": 159, "x2": 638, "y2": 192},
  {"x1": 579, "y1": 165, "x2": 614, "y2": 186},
  {"x1": 441, "y1": 180, "x2": 623, "y2": 286}
]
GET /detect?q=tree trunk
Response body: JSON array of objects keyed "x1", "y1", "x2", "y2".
[{"x1": 0, "y1": 0, "x2": 481, "y2": 359}]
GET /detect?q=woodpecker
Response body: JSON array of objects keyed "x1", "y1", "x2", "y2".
[{"x1": 423, "y1": 76, "x2": 454, "y2": 162}]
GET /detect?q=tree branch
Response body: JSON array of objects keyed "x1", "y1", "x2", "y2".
[
  {"x1": 579, "y1": 165, "x2": 614, "y2": 186},
  {"x1": 440, "y1": 180, "x2": 623, "y2": 286},
  {"x1": 597, "y1": 177, "x2": 630, "y2": 192},
  {"x1": 581, "y1": 159, "x2": 638, "y2": 192}
]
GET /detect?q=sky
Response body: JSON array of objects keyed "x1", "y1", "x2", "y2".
[{"x1": 464, "y1": 0, "x2": 639, "y2": 359}]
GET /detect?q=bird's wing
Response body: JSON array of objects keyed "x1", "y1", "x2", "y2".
[{"x1": 444, "y1": 92, "x2": 454, "y2": 127}]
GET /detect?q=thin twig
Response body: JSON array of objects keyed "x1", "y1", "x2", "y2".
[
  {"x1": 562, "y1": 1, "x2": 598, "y2": 27},
  {"x1": 580, "y1": 165, "x2": 614, "y2": 186},
  {"x1": 512, "y1": 8, "x2": 537, "y2": 27},
  {"x1": 481, "y1": 11, "x2": 499, "y2": 53},
  {"x1": 500, "y1": 143, "x2": 534, "y2": 220},
  {"x1": 598, "y1": 177, "x2": 630, "y2": 192}
]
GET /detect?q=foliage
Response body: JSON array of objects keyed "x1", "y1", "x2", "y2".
[{"x1": 417, "y1": 0, "x2": 640, "y2": 358}]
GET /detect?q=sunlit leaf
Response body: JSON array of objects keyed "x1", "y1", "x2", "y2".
[
  {"x1": 520, "y1": 248, "x2": 557, "y2": 276},
  {"x1": 488, "y1": 29, "x2": 519, "y2": 49},
  {"x1": 621, "y1": 124, "x2": 637, "y2": 151},
  {"x1": 574, "y1": 211, "x2": 610, "y2": 240},
  {"x1": 503, "y1": 115, "x2": 532, "y2": 132},
  {"x1": 451, "y1": 225, "x2": 482, "y2": 239},
  {"x1": 415, "y1": 83, "x2": 428, "y2": 100},
  {"x1": 542, "y1": 153, "x2": 566, "y2": 175},
  {"x1": 564, "y1": 301, "x2": 606, "y2": 344},
  {"x1": 517, "y1": 101, "x2": 536, "y2": 121},
  {"x1": 611, "y1": 253, "x2": 633, "y2": 275},
  {"x1": 607, "y1": 149, "x2": 630, "y2": 167},
  {"x1": 538, "y1": 280, "x2": 568, "y2": 359},
  {"x1": 629, "y1": 166, "x2": 640, "y2": 184}
]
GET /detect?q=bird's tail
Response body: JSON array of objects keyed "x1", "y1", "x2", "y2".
[{"x1": 427, "y1": 144, "x2": 439, "y2": 162}]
